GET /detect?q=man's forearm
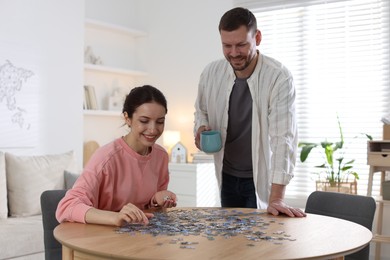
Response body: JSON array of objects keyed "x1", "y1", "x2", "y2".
[{"x1": 269, "y1": 183, "x2": 286, "y2": 203}]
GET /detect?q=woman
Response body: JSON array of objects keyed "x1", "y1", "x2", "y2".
[{"x1": 56, "y1": 85, "x2": 177, "y2": 226}]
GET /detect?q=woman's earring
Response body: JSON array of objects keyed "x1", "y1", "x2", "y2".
[{"x1": 123, "y1": 112, "x2": 132, "y2": 128}]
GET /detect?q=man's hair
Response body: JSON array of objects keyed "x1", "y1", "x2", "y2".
[{"x1": 218, "y1": 7, "x2": 257, "y2": 34}]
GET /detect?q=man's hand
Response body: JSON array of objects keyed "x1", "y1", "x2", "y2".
[
  {"x1": 267, "y1": 199, "x2": 306, "y2": 217},
  {"x1": 267, "y1": 183, "x2": 306, "y2": 217},
  {"x1": 194, "y1": 125, "x2": 211, "y2": 149}
]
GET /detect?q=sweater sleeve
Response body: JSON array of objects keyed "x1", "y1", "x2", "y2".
[
  {"x1": 158, "y1": 152, "x2": 170, "y2": 191},
  {"x1": 56, "y1": 165, "x2": 102, "y2": 223}
]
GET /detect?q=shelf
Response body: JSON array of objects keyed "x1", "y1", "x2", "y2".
[
  {"x1": 367, "y1": 140, "x2": 390, "y2": 260},
  {"x1": 374, "y1": 196, "x2": 390, "y2": 204},
  {"x1": 84, "y1": 64, "x2": 147, "y2": 77},
  {"x1": 83, "y1": 17, "x2": 147, "y2": 149},
  {"x1": 373, "y1": 234, "x2": 390, "y2": 243},
  {"x1": 83, "y1": 110, "x2": 122, "y2": 117},
  {"x1": 85, "y1": 18, "x2": 147, "y2": 38}
]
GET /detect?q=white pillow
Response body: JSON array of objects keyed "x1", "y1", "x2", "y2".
[
  {"x1": 5, "y1": 151, "x2": 75, "y2": 217},
  {"x1": 0, "y1": 152, "x2": 7, "y2": 219}
]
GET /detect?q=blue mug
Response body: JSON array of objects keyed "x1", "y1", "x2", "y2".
[{"x1": 200, "y1": 130, "x2": 222, "y2": 153}]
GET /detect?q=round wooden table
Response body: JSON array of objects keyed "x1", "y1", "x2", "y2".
[{"x1": 54, "y1": 208, "x2": 372, "y2": 260}]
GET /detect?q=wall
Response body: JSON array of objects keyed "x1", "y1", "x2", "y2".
[
  {"x1": 1, "y1": 0, "x2": 388, "y2": 258},
  {"x1": 134, "y1": 2, "x2": 390, "y2": 259},
  {"x1": 84, "y1": 0, "x2": 233, "y2": 159},
  {"x1": 137, "y1": 0, "x2": 233, "y2": 159},
  {"x1": 0, "y1": 0, "x2": 84, "y2": 164},
  {"x1": 85, "y1": 0, "x2": 138, "y2": 29}
]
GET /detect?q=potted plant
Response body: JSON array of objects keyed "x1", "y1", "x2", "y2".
[{"x1": 298, "y1": 116, "x2": 372, "y2": 193}]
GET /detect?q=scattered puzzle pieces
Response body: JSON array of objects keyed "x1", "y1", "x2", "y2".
[{"x1": 116, "y1": 209, "x2": 296, "y2": 250}]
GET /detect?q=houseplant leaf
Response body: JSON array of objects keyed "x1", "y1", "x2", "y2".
[
  {"x1": 299, "y1": 143, "x2": 318, "y2": 162},
  {"x1": 298, "y1": 116, "x2": 371, "y2": 185}
]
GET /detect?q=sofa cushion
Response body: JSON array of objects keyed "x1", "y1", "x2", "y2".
[
  {"x1": 64, "y1": 170, "x2": 80, "y2": 190},
  {"x1": 0, "y1": 152, "x2": 7, "y2": 219},
  {"x1": 0, "y1": 215, "x2": 44, "y2": 259},
  {"x1": 5, "y1": 151, "x2": 75, "y2": 217}
]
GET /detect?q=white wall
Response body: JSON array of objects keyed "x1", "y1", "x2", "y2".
[
  {"x1": 1, "y1": 0, "x2": 388, "y2": 258},
  {"x1": 0, "y1": 0, "x2": 84, "y2": 164},
  {"x1": 1, "y1": 0, "x2": 231, "y2": 163},
  {"x1": 85, "y1": 0, "x2": 138, "y2": 29},
  {"x1": 84, "y1": 0, "x2": 233, "y2": 158},
  {"x1": 135, "y1": 2, "x2": 390, "y2": 258},
  {"x1": 137, "y1": 0, "x2": 233, "y2": 158}
]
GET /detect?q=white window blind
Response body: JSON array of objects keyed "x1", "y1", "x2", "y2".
[{"x1": 236, "y1": 0, "x2": 390, "y2": 207}]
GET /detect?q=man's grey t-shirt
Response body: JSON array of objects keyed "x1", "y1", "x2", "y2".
[{"x1": 222, "y1": 77, "x2": 253, "y2": 178}]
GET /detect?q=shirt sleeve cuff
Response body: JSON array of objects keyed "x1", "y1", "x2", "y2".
[
  {"x1": 72, "y1": 204, "x2": 93, "y2": 223},
  {"x1": 272, "y1": 173, "x2": 293, "y2": 185}
]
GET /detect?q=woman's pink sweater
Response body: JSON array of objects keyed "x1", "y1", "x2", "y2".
[{"x1": 56, "y1": 137, "x2": 169, "y2": 223}]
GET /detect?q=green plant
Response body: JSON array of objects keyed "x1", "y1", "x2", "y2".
[{"x1": 299, "y1": 117, "x2": 372, "y2": 184}]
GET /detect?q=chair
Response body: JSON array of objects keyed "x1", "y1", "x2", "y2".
[
  {"x1": 305, "y1": 191, "x2": 376, "y2": 260},
  {"x1": 40, "y1": 189, "x2": 67, "y2": 260},
  {"x1": 83, "y1": 140, "x2": 99, "y2": 167}
]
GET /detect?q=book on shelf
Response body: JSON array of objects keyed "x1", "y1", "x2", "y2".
[
  {"x1": 83, "y1": 86, "x2": 90, "y2": 109},
  {"x1": 84, "y1": 85, "x2": 98, "y2": 110}
]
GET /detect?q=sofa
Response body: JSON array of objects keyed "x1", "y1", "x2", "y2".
[{"x1": 0, "y1": 151, "x2": 79, "y2": 260}]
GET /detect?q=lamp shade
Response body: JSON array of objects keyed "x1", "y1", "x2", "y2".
[{"x1": 163, "y1": 130, "x2": 181, "y2": 149}]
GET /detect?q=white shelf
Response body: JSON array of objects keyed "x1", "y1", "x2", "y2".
[
  {"x1": 375, "y1": 196, "x2": 390, "y2": 204},
  {"x1": 85, "y1": 18, "x2": 147, "y2": 38},
  {"x1": 83, "y1": 110, "x2": 122, "y2": 117},
  {"x1": 84, "y1": 64, "x2": 147, "y2": 77},
  {"x1": 83, "y1": 17, "x2": 147, "y2": 148}
]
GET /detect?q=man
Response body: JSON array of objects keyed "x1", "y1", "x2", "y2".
[{"x1": 194, "y1": 7, "x2": 305, "y2": 217}]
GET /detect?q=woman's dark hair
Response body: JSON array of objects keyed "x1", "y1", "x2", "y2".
[
  {"x1": 122, "y1": 85, "x2": 167, "y2": 118},
  {"x1": 218, "y1": 7, "x2": 257, "y2": 35}
]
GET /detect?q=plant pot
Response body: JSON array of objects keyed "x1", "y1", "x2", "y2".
[{"x1": 316, "y1": 180, "x2": 357, "y2": 194}]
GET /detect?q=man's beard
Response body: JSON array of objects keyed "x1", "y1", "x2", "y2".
[{"x1": 227, "y1": 55, "x2": 251, "y2": 71}]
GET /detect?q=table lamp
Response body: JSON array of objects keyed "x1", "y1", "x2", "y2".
[{"x1": 163, "y1": 130, "x2": 181, "y2": 153}]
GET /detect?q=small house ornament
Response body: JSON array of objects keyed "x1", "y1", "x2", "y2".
[{"x1": 170, "y1": 142, "x2": 187, "y2": 163}]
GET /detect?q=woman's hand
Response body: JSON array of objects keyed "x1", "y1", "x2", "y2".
[
  {"x1": 85, "y1": 205, "x2": 154, "y2": 227},
  {"x1": 116, "y1": 203, "x2": 154, "y2": 226},
  {"x1": 154, "y1": 190, "x2": 177, "y2": 208}
]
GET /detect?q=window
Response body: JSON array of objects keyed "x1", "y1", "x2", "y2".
[{"x1": 236, "y1": 0, "x2": 390, "y2": 207}]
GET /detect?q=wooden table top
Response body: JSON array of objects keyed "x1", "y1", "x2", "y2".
[{"x1": 54, "y1": 207, "x2": 372, "y2": 260}]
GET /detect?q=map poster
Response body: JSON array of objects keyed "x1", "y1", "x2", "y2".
[{"x1": 0, "y1": 59, "x2": 38, "y2": 148}]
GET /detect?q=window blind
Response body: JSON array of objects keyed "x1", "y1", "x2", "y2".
[{"x1": 235, "y1": 0, "x2": 390, "y2": 207}]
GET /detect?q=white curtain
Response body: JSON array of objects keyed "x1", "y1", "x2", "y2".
[{"x1": 235, "y1": 0, "x2": 390, "y2": 206}]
